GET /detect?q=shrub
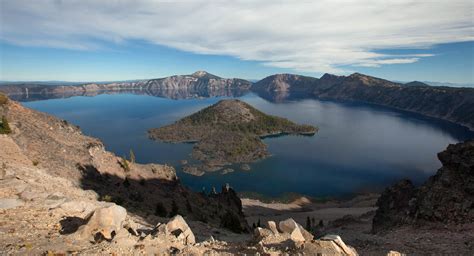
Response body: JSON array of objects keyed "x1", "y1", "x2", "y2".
[
  {"x1": 129, "y1": 191, "x2": 144, "y2": 202},
  {"x1": 155, "y1": 202, "x2": 167, "y2": 217},
  {"x1": 123, "y1": 177, "x2": 130, "y2": 188},
  {"x1": 100, "y1": 194, "x2": 113, "y2": 202},
  {"x1": 186, "y1": 199, "x2": 193, "y2": 213},
  {"x1": 32, "y1": 160, "x2": 39, "y2": 166},
  {"x1": 120, "y1": 157, "x2": 131, "y2": 173},
  {"x1": 0, "y1": 93, "x2": 8, "y2": 105},
  {"x1": 0, "y1": 116, "x2": 12, "y2": 134},
  {"x1": 169, "y1": 200, "x2": 179, "y2": 217},
  {"x1": 100, "y1": 194, "x2": 124, "y2": 205}
]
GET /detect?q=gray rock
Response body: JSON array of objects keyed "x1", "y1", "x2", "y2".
[
  {"x1": 0, "y1": 198, "x2": 24, "y2": 209},
  {"x1": 60, "y1": 200, "x2": 96, "y2": 213},
  {"x1": 320, "y1": 235, "x2": 358, "y2": 256},
  {"x1": 278, "y1": 218, "x2": 313, "y2": 242},
  {"x1": 166, "y1": 215, "x2": 195, "y2": 245},
  {"x1": 267, "y1": 221, "x2": 279, "y2": 235},
  {"x1": 76, "y1": 204, "x2": 127, "y2": 242},
  {"x1": 254, "y1": 227, "x2": 273, "y2": 239},
  {"x1": 19, "y1": 189, "x2": 48, "y2": 201},
  {"x1": 44, "y1": 193, "x2": 68, "y2": 209},
  {"x1": 0, "y1": 178, "x2": 27, "y2": 194}
]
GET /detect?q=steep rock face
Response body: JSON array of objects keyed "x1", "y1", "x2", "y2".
[
  {"x1": 372, "y1": 180, "x2": 416, "y2": 233},
  {"x1": 145, "y1": 71, "x2": 251, "y2": 91},
  {"x1": 252, "y1": 74, "x2": 319, "y2": 93},
  {"x1": 253, "y1": 72, "x2": 474, "y2": 130},
  {"x1": 318, "y1": 73, "x2": 474, "y2": 131},
  {"x1": 372, "y1": 140, "x2": 474, "y2": 232}
]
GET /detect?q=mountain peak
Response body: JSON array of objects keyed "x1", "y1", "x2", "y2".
[{"x1": 191, "y1": 71, "x2": 220, "y2": 79}]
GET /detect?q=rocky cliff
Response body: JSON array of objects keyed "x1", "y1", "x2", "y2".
[
  {"x1": 252, "y1": 73, "x2": 474, "y2": 130},
  {"x1": 372, "y1": 140, "x2": 474, "y2": 232}
]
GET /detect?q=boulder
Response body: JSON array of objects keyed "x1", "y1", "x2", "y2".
[
  {"x1": 320, "y1": 235, "x2": 358, "y2": 256},
  {"x1": 254, "y1": 227, "x2": 273, "y2": 239},
  {"x1": 75, "y1": 204, "x2": 127, "y2": 242},
  {"x1": 290, "y1": 226, "x2": 306, "y2": 243},
  {"x1": 266, "y1": 220, "x2": 279, "y2": 235},
  {"x1": 166, "y1": 215, "x2": 195, "y2": 245},
  {"x1": 387, "y1": 251, "x2": 405, "y2": 256},
  {"x1": 278, "y1": 218, "x2": 313, "y2": 241}
]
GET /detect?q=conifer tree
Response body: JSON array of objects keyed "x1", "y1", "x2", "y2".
[{"x1": 306, "y1": 216, "x2": 312, "y2": 231}]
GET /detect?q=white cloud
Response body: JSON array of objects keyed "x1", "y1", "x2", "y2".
[{"x1": 1, "y1": 0, "x2": 473, "y2": 73}]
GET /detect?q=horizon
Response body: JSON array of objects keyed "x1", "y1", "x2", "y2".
[
  {"x1": 1, "y1": 1, "x2": 473, "y2": 85},
  {"x1": 1, "y1": 70, "x2": 473, "y2": 88}
]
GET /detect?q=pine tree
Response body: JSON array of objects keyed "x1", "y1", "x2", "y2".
[
  {"x1": 318, "y1": 220, "x2": 324, "y2": 228},
  {"x1": 186, "y1": 199, "x2": 193, "y2": 213},
  {"x1": 155, "y1": 202, "x2": 167, "y2": 217},
  {"x1": 169, "y1": 199, "x2": 179, "y2": 217},
  {"x1": 306, "y1": 216, "x2": 312, "y2": 231},
  {"x1": 257, "y1": 218, "x2": 261, "y2": 227}
]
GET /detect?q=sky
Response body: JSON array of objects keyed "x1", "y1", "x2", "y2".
[{"x1": 0, "y1": 0, "x2": 473, "y2": 84}]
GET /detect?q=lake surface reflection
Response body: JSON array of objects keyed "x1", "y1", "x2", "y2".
[{"x1": 23, "y1": 92, "x2": 474, "y2": 198}]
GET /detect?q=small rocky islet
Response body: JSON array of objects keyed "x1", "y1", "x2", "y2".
[{"x1": 148, "y1": 99, "x2": 317, "y2": 175}]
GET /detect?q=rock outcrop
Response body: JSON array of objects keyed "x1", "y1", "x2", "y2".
[
  {"x1": 253, "y1": 218, "x2": 358, "y2": 255},
  {"x1": 372, "y1": 140, "x2": 474, "y2": 232}
]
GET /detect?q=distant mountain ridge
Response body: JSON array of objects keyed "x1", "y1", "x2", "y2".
[
  {"x1": 252, "y1": 72, "x2": 474, "y2": 131},
  {"x1": 1, "y1": 71, "x2": 473, "y2": 131}
]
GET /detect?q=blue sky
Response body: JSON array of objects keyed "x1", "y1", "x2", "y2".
[
  {"x1": 1, "y1": 40, "x2": 473, "y2": 84},
  {"x1": 1, "y1": 1, "x2": 473, "y2": 84}
]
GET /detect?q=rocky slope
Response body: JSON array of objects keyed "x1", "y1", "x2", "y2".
[
  {"x1": 149, "y1": 99, "x2": 317, "y2": 174},
  {"x1": 252, "y1": 73, "x2": 474, "y2": 130},
  {"x1": 0, "y1": 95, "x2": 250, "y2": 235},
  {"x1": 372, "y1": 140, "x2": 474, "y2": 232}
]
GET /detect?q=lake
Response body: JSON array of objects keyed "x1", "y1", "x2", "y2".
[{"x1": 23, "y1": 92, "x2": 474, "y2": 198}]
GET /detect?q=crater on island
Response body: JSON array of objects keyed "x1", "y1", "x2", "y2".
[{"x1": 148, "y1": 99, "x2": 317, "y2": 175}]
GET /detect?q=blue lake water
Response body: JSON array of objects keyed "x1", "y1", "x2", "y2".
[{"x1": 23, "y1": 93, "x2": 474, "y2": 198}]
